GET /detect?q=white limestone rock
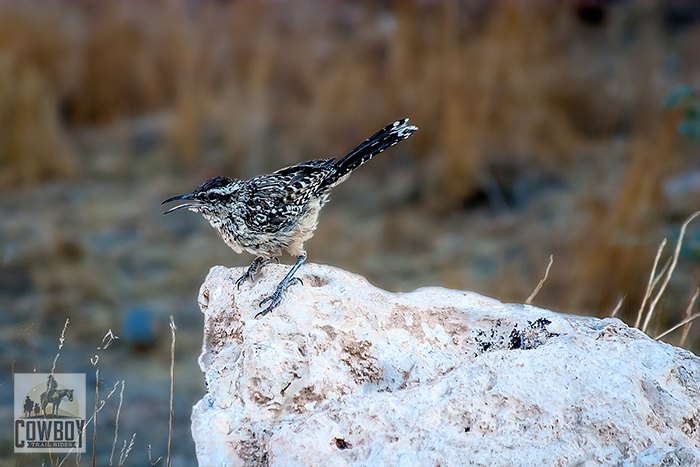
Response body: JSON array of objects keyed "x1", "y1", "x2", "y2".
[{"x1": 191, "y1": 263, "x2": 700, "y2": 467}]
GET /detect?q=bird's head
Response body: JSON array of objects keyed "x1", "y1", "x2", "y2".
[{"x1": 162, "y1": 176, "x2": 241, "y2": 216}]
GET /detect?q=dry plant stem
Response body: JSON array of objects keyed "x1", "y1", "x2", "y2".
[
  {"x1": 642, "y1": 211, "x2": 700, "y2": 333},
  {"x1": 679, "y1": 287, "x2": 699, "y2": 347},
  {"x1": 635, "y1": 238, "x2": 667, "y2": 328},
  {"x1": 59, "y1": 381, "x2": 117, "y2": 467},
  {"x1": 46, "y1": 319, "x2": 69, "y2": 467},
  {"x1": 526, "y1": 255, "x2": 553, "y2": 305},
  {"x1": 93, "y1": 369, "x2": 98, "y2": 467},
  {"x1": 655, "y1": 313, "x2": 700, "y2": 342},
  {"x1": 167, "y1": 316, "x2": 176, "y2": 467},
  {"x1": 118, "y1": 433, "x2": 136, "y2": 466},
  {"x1": 652, "y1": 259, "x2": 672, "y2": 295},
  {"x1": 110, "y1": 381, "x2": 125, "y2": 466},
  {"x1": 148, "y1": 445, "x2": 163, "y2": 465},
  {"x1": 655, "y1": 287, "x2": 700, "y2": 342},
  {"x1": 611, "y1": 296, "x2": 625, "y2": 318},
  {"x1": 51, "y1": 318, "x2": 69, "y2": 375}
]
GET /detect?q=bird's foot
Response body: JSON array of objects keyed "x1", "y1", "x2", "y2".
[
  {"x1": 236, "y1": 257, "x2": 278, "y2": 289},
  {"x1": 255, "y1": 277, "x2": 303, "y2": 318}
]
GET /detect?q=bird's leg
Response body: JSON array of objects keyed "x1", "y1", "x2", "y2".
[
  {"x1": 236, "y1": 256, "x2": 278, "y2": 289},
  {"x1": 256, "y1": 253, "x2": 306, "y2": 317}
]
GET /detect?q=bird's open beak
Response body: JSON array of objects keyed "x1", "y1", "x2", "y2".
[{"x1": 161, "y1": 193, "x2": 200, "y2": 214}]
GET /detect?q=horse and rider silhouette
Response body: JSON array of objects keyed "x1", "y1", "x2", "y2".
[
  {"x1": 23, "y1": 396, "x2": 34, "y2": 418},
  {"x1": 26, "y1": 375, "x2": 75, "y2": 417},
  {"x1": 22, "y1": 397, "x2": 45, "y2": 417},
  {"x1": 40, "y1": 388, "x2": 75, "y2": 416},
  {"x1": 21, "y1": 376, "x2": 75, "y2": 417}
]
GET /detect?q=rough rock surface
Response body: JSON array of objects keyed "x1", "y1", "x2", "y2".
[{"x1": 191, "y1": 263, "x2": 700, "y2": 467}]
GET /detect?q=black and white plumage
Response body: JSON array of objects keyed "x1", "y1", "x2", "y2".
[{"x1": 162, "y1": 118, "x2": 417, "y2": 316}]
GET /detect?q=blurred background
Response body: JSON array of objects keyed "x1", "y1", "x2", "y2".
[{"x1": 1, "y1": 0, "x2": 700, "y2": 465}]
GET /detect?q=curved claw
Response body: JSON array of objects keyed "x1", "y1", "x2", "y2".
[
  {"x1": 255, "y1": 276, "x2": 303, "y2": 318},
  {"x1": 254, "y1": 254, "x2": 306, "y2": 318},
  {"x1": 289, "y1": 277, "x2": 303, "y2": 287},
  {"x1": 255, "y1": 297, "x2": 278, "y2": 318},
  {"x1": 235, "y1": 273, "x2": 250, "y2": 290},
  {"x1": 236, "y1": 257, "x2": 277, "y2": 290},
  {"x1": 254, "y1": 309, "x2": 269, "y2": 319}
]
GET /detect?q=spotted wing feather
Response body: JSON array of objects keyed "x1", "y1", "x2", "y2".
[{"x1": 243, "y1": 159, "x2": 335, "y2": 233}]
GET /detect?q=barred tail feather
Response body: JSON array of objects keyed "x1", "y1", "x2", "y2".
[{"x1": 324, "y1": 119, "x2": 417, "y2": 187}]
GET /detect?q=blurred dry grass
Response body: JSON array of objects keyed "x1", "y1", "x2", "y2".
[
  {"x1": 1, "y1": 0, "x2": 699, "y2": 344},
  {"x1": 0, "y1": 1, "x2": 588, "y2": 185}
]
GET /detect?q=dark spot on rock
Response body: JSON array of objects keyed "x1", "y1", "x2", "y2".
[
  {"x1": 508, "y1": 327, "x2": 522, "y2": 350},
  {"x1": 334, "y1": 438, "x2": 350, "y2": 449},
  {"x1": 396, "y1": 366, "x2": 414, "y2": 391},
  {"x1": 304, "y1": 274, "x2": 329, "y2": 287},
  {"x1": 510, "y1": 318, "x2": 558, "y2": 350},
  {"x1": 464, "y1": 426, "x2": 471, "y2": 433},
  {"x1": 530, "y1": 318, "x2": 551, "y2": 330},
  {"x1": 321, "y1": 325, "x2": 337, "y2": 340},
  {"x1": 475, "y1": 317, "x2": 558, "y2": 355},
  {"x1": 342, "y1": 340, "x2": 382, "y2": 384},
  {"x1": 280, "y1": 381, "x2": 292, "y2": 396},
  {"x1": 478, "y1": 340, "x2": 492, "y2": 352},
  {"x1": 292, "y1": 386, "x2": 324, "y2": 413},
  {"x1": 474, "y1": 327, "x2": 500, "y2": 355},
  {"x1": 682, "y1": 416, "x2": 698, "y2": 437}
]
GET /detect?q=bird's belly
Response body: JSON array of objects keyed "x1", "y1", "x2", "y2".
[
  {"x1": 211, "y1": 199, "x2": 323, "y2": 258},
  {"x1": 280, "y1": 201, "x2": 322, "y2": 256},
  {"x1": 236, "y1": 231, "x2": 285, "y2": 257}
]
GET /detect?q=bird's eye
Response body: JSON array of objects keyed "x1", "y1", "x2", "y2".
[{"x1": 206, "y1": 192, "x2": 220, "y2": 202}]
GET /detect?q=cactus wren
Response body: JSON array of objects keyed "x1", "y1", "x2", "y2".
[{"x1": 162, "y1": 119, "x2": 417, "y2": 316}]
